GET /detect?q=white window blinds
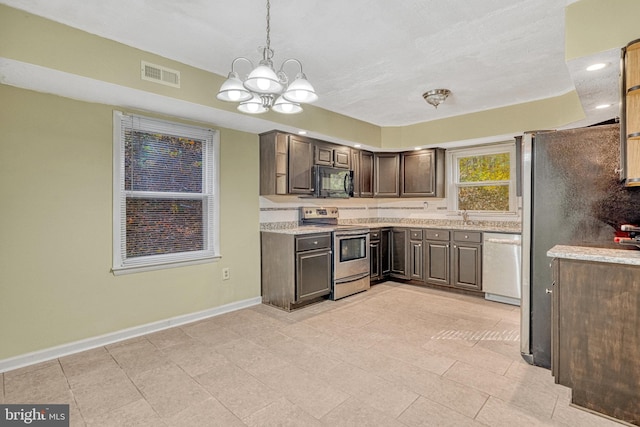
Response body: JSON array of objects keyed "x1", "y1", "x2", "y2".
[{"x1": 112, "y1": 111, "x2": 220, "y2": 274}]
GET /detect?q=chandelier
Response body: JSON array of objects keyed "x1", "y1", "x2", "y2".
[
  {"x1": 423, "y1": 89, "x2": 451, "y2": 109},
  {"x1": 216, "y1": 0, "x2": 318, "y2": 114}
]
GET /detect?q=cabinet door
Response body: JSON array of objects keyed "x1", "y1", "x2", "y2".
[
  {"x1": 374, "y1": 153, "x2": 400, "y2": 197},
  {"x1": 452, "y1": 243, "x2": 482, "y2": 290},
  {"x1": 360, "y1": 151, "x2": 374, "y2": 197},
  {"x1": 334, "y1": 146, "x2": 351, "y2": 169},
  {"x1": 380, "y1": 228, "x2": 391, "y2": 276},
  {"x1": 370, "y1": 240, "x2": 380, "y2": 280},
  {"x1": 400, "y1": 149, "x2": 445, "y2": 197},
  {"x1": 401, "y1": 150, "x2": 434, "y2": 196},
  {"x1": 296, "y1": 248, "x2": 332, "y2": 301},
  {"x1": 390, "y1": 228, "x2": 408, "y2": 278},
  {"x1": 425, "y1": 240, "x2": 450, "y2": 286},
  {"x1": 259, "y1": 131, "x2": 288, "y2": 195},
  {"x1": 314, "y1": 144, "x2": 334, "y2": 166},
  {"x1": 351, "y1": 149, "x2": 361, "y2": 197},
  {"x1": 289, "y1": 136, "x2": 314, "y2": 194},
  {"x1": 409, "y1": 240, "x2": 423, "y2": 280}
]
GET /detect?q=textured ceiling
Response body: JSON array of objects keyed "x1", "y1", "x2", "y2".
[{"x1": 0, "y1": 0, "x2": 619, "y2": 129}]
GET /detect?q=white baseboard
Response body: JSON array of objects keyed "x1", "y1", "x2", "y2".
[{"x1": 0, "y1": 296, "x2": 262, "y2": 374}]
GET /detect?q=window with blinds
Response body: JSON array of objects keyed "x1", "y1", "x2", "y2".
[{"x1": 112, "y1": 112, "x2": 220, "y2": 274}]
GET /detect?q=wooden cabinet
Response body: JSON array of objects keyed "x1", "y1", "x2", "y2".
[
  {"x1": 314, "y1": 143, "x2": 350, "y2": 169},
  {"x1": 371, "y1": 227, "x2": 391, "y2": 282},
  {"x1": 261, "y1": 231, "x2": 331, "y2": 311},
  {"x1": 451, "y1": 231, "x2": 482, "y2": 291},
  {"x1": 374, "y1": 153, "x2": 400, "y2": 197},
  {"x1": 380, "y1": 228, "x2": 391, "y2": 276},
  {"x1": 351, "y1": 149, "x2": 361, "y2": 197},
  {"x1": 409, "y1": 229, "x2": 423, "y2": 281},
  {"x1": 359, "y1": 150, "x2": 374, "y2": 197},
  {"x1": 551, "y1": 257, "x2": 640, "y2": 424},
  {"x1": 296, "y1": 246, "x2": 332, "y2": 301},
  {"x1": 424, "y1": 229, "x2": 450, "y2": 286},
  {"x1": 259, "y1": 131, "x2": 289, "y2": 195},
  {"x1": 288, "y1": 135, "x2": 314, "y2": 194},
  {"x1": 400, "y1": 149, "x2": 445, "y2": 197},
  {"x1": 390, "y1": 228, "x2": 408, "y2": 278},
  {"x1": 622, "y1": 39, "x2": 640, "y2": 186},
  {"x1": 369, "y1": 228, "x2": 381, "y2": 281},
  {"x1": 260, "y1": 130, "x2": 445, "y2": 198},
  {"x1": 260, "y1": 131, "x2": 313, "y2": 195}
]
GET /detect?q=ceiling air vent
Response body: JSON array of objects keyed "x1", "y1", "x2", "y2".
[{"x1": 141, "y1": 61, "x2": 180, "y2": 88}]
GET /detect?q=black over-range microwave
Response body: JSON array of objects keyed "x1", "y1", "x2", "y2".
[{"x1": 314, "y1": 165, "x2": 354, "y2": 198}]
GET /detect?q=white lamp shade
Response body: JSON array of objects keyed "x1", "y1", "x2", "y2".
[
  {"x1": 283, "y1": 76, "x2": 318, "y2": 104},
  {"x1": 272, "y1": 96, "x2": 303, "y2": 114},
  {"x1": 216, "y1": 74, "x2": 252, "y2": 102},
  {"x1": 237, "y1": 94, "x2": 268, "y2": 114},
  {"x1": 244, "y1": 65, "x2": 284, "y2": 94}
]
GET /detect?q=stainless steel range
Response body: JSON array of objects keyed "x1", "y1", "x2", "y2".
[{"x1": 300, "y1": 207, "x2": 370, "y2": 300}]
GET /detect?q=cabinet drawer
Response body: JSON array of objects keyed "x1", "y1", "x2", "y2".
[
  {"x1": 370, "y1": 229, "x2": 381, "y2": 241},
  {"x1": 425, "y1": 229, "x2": 449, "y2": 241},
  {"x1": 453, "y1": 231, "x2": 482, "y2": 243},
  {"x1": 296, "y1": 234, "x2": 332, "y2": 251},
  {"x1": 409, "y1": 229, "x2": 423, "y2": 240}
]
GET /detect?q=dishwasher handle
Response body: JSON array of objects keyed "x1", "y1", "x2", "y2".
[{"x1": 484, "y1": 237, "x2": 521, "y2": 245}]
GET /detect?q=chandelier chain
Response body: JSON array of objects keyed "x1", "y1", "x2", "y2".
[{"x1": 265, "y1": 0, "x2": 271, "y2": 53}]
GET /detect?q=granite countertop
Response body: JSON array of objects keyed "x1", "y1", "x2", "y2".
[
  {"x1": 262, "y1": 222, "x2": 521, "y2": 235},
  {"x1": 547, "y1": 245, "x2": 640, "y2": 266}
]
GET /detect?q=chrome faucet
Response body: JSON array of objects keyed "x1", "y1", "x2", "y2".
[{"x1": 461, "y1": 210, "x2": 469, "y2": 225}]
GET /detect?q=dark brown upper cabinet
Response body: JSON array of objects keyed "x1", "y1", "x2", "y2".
[
  {"x1": 259, "y1": 131, "x2": 289, "y2": 195},
  {"x1": 374, "y1": 153, "x2": 400, "y2": 197},
  {"x1": 352, "y1": 149, "x2": 374, "y2": 198},
  {"x1": 288, "y1": 135, "x2": 314, "y2": 194},
  {"x1": 260, "y1": 130, "x2": 314, "y2": 195},
  {"x1": 314, "y1": 143, "x2": 351, "y2": 169},
  {"x1": 400, "y1": 148, "x2": 445, "y2": 197}
]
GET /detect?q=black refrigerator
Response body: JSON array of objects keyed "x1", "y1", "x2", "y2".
[{"x1": 520, "y1": 124, "x2": 640, "y2": 368}]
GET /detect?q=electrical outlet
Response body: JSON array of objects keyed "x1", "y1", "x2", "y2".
[{"x1": 222, "y1": 267, "x2": 230, "y2": 280}]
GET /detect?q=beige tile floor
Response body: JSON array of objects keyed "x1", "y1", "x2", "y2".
[{"x1": 1, "y1": 282, "x2": 626, "y2": 426}]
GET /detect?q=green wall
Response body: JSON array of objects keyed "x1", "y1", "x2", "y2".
[
  {"x1": 565, "y1": 0, "x2": 640, "y2": 60},
  {"x1": 0, "y1": 84, "x2": 260, "y2": 359}
]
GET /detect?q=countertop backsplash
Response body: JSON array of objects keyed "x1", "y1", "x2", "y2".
[{"x1": 259, "y1": 196, "x2": 522, "y2": 233}]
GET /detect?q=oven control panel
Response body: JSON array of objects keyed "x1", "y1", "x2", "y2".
[{"x1": 300, "y1": 207, "x2": 339, "y2": 219}]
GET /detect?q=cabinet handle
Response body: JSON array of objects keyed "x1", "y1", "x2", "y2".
[
  {"x1": 464, "y1": 235, "x2": 469, "y2": 239},
  {"x1": 313, "y1": 241, "x2": 318, "y2": 245},
  {"x1": 545, "y1": 288, "x2": 553, "y2": 294}
]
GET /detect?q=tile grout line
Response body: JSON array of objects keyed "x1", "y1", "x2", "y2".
[{"x1": 56, "y1": 358, "x2": 87, "y2": 426}]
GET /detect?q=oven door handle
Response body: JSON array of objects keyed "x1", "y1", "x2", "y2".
[{"x1": 334, "y1": 272, "x2": 370, "y2": 285}]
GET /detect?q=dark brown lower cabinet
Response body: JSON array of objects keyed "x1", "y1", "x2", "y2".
[
  {"x1": 451, "y1": 231, "x2": 482, "y2": 291},
  {"x1": 390, "y1": 228, "x2": 408, "y2": 278},
  {"x1": 371, "y1": 228, "x2": 392, "y2": 282},
  {"x1": 261, "y1": 231, "x2": 331, "y2": 311},
  {"x1": 370, "y1": 229, "x2": 381, "y2": 281},
  {"x1": 424, "y1": 230, "x2": 450, "y2": 286},
  {"x1": 552, "y1": 257, "x2": 640, "y2": 425},
  {"x1": 409, "y1": 229, "x2": 423, "y2": 281}
]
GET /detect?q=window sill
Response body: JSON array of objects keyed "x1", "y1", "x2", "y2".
[{"x1": 112, "y1": 255, "x2": 221, "y2": 276}]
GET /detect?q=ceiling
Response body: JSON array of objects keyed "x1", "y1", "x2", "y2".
[{"x1": 0, "y1": 0, "x2": 620, "y2": 134}]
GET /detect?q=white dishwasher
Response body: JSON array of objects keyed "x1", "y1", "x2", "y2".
[{"x1": 482, "y1": 233, "x2": 522, "y2": 306}]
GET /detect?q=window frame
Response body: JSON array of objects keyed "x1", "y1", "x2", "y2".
[
  {"x1": 112, "y1": 111, "x2": 220, "y2": 275},
  {"x1": 446, "y1": 143, "x2": 517, "y2": 216}
]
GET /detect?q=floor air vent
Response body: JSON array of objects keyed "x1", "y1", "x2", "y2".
[{"x1": 141, "y1": 61, "x2": 180, "y2": 88}]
